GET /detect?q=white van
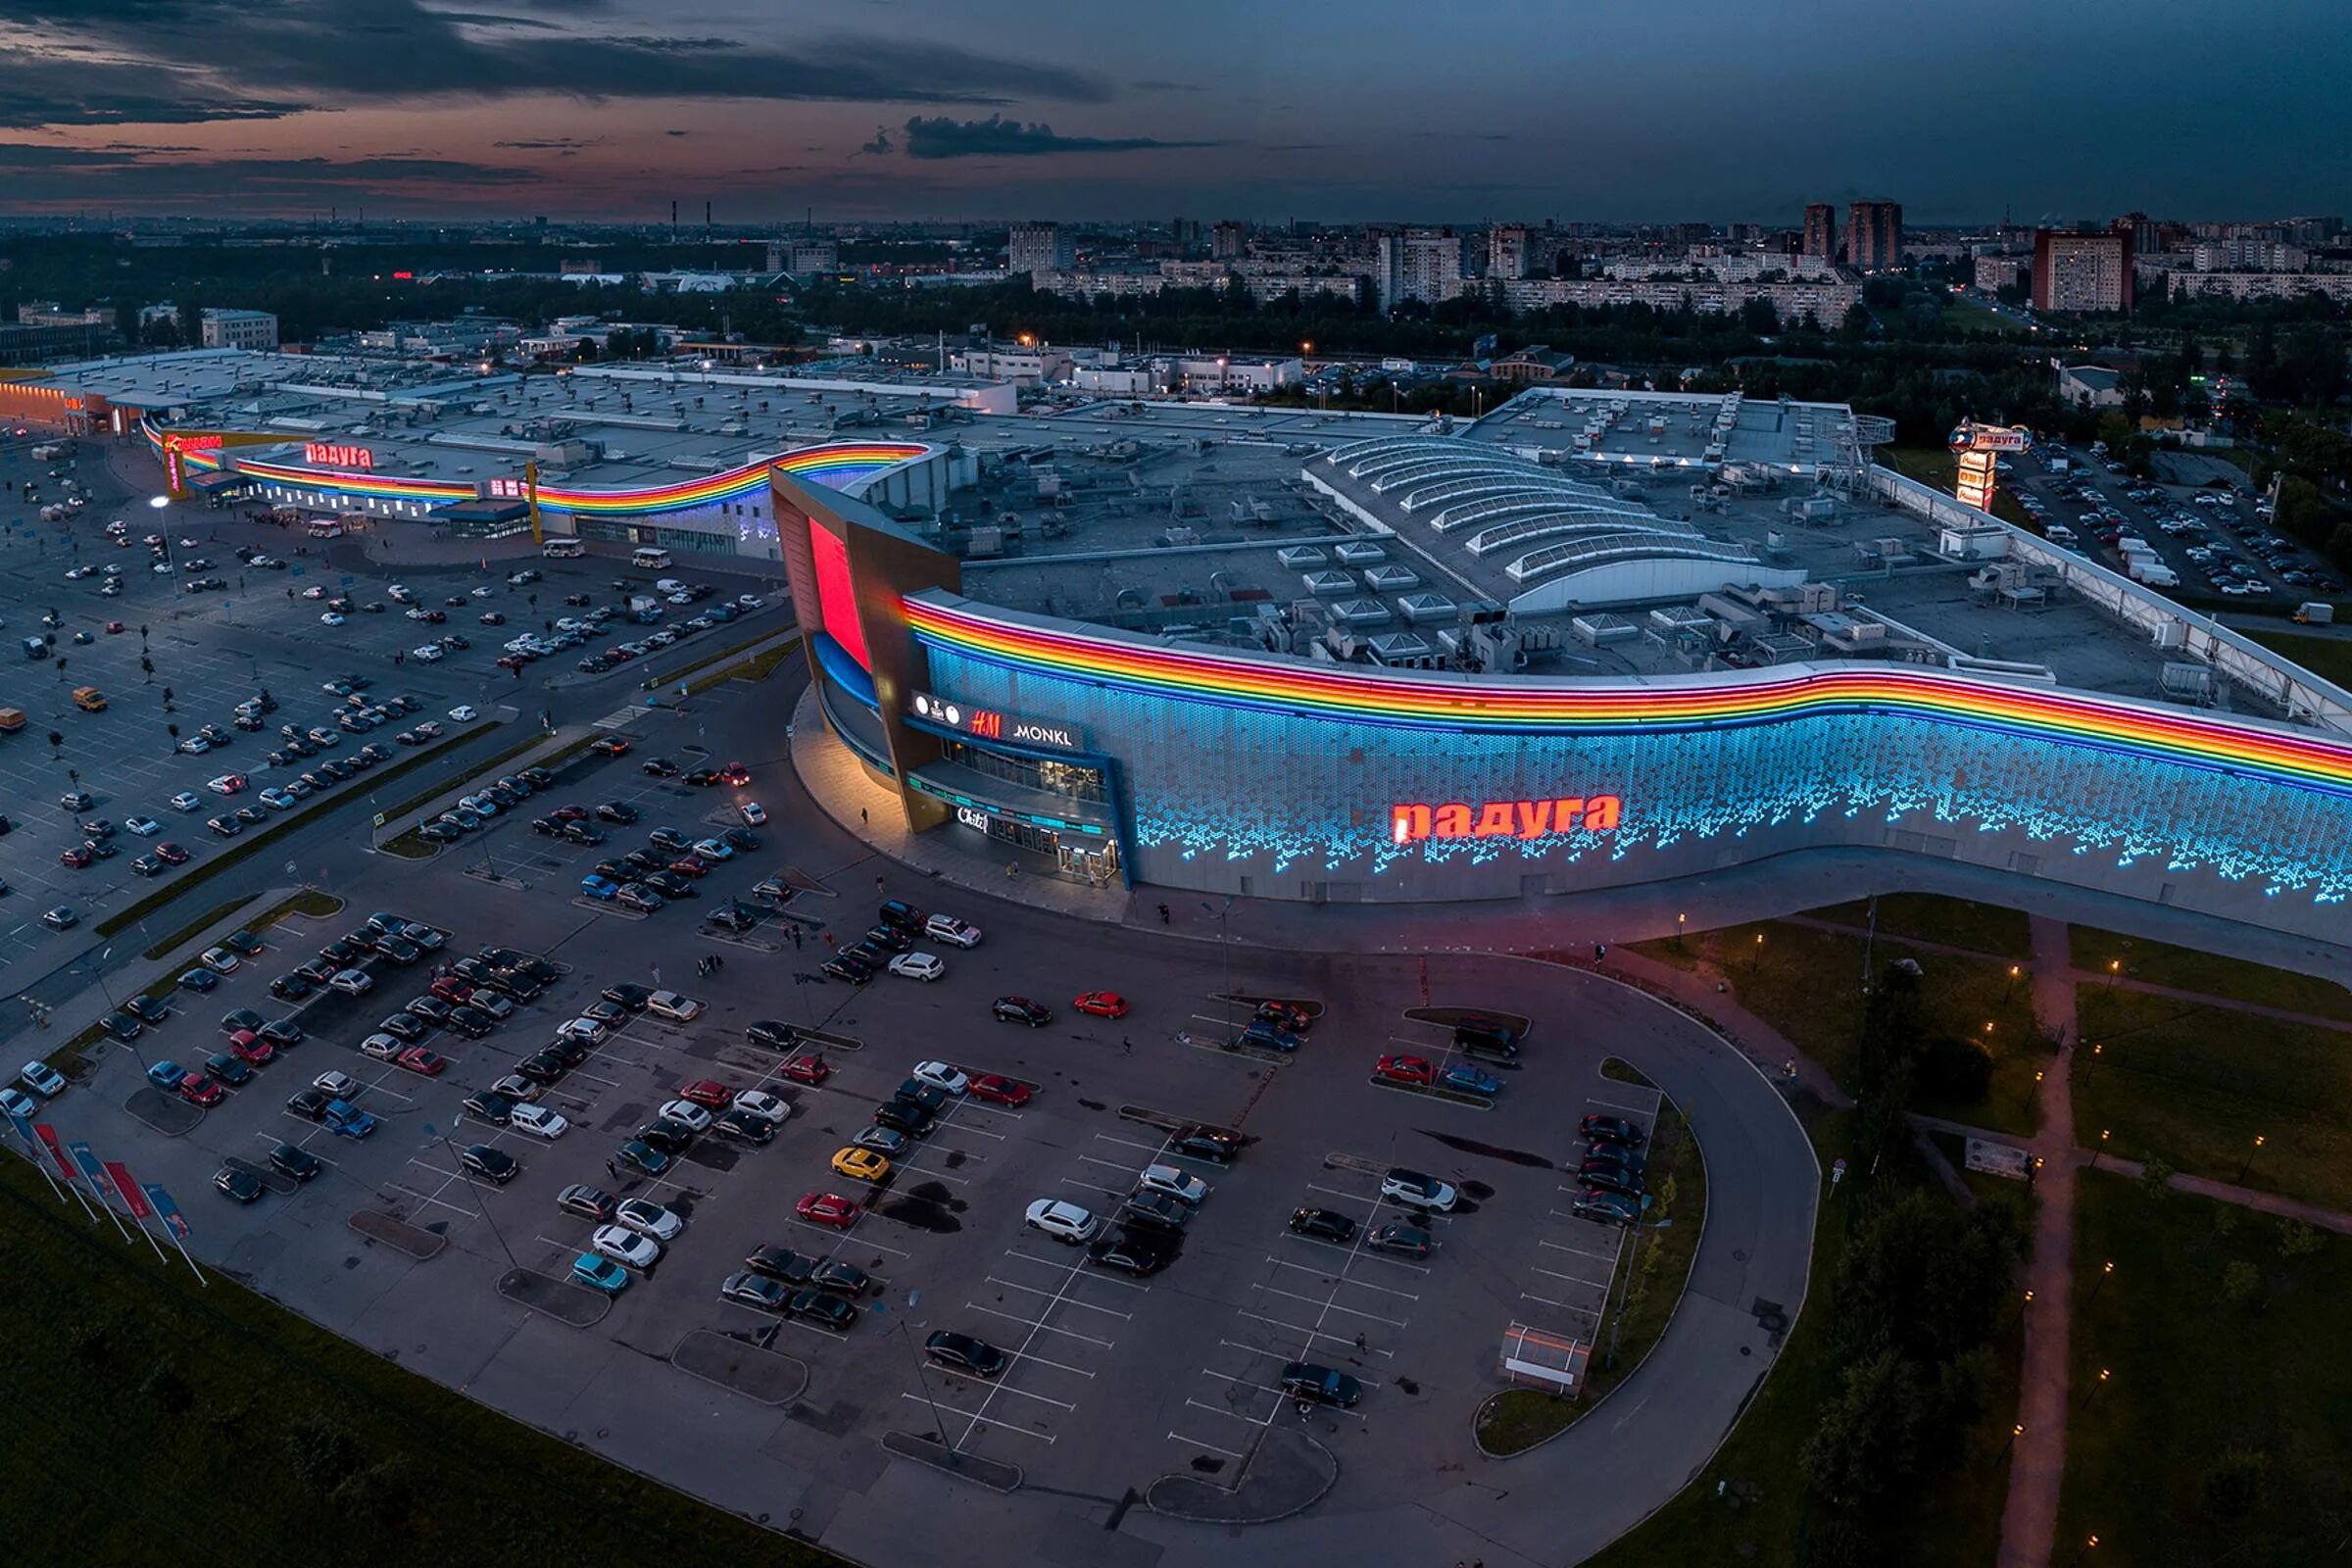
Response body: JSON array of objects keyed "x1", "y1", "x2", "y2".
[{"x1": 630, "y1": 547, "x2": 672, "y2": 569}]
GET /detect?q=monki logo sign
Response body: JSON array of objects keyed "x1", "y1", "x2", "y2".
[{"x1": 1391, "y1": 795, "x2": 1623, "y2": 844}]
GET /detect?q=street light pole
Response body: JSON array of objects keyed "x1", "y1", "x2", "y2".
[
  {"x1": 897, "y1": 1318, "x2": 956, "y2": 1463},
  {"x1": 427, "y1": 1122, "x2": 519, "y2": 1272}
]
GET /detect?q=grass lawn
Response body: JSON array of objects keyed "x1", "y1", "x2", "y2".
[
  {"x1": 1628, "y1": 920, "x2": 2053, "y2": 1136},
  {"x1": 1476, "y1": 1101, "x2": 1705, "y2": 1455},
  {"x1": 2058, "y1": 1171, "x2": 2352, "y2": 1566},
  {"x1": 1589, "y1": 1105, "x2": 2024, "y2": 1568},
  {"x1": 2074, "y1": 986, "x2": 2352, "y2": 1211},
  {"x1": 1812, "y1": 892, "x2": 2033, "y2": 959},
  {"x1": 2243, "y1": 629, "x2": 2352, "y2": 689},
  {"x1": 1940, "y1": 296, "x2": 2028, "y2": 337},
  {"x1": 2069, "y1": 924, "x2": 2352, "y2": 1020},
  {"x1": 0, "y1": 1162, "x2": 842, "y2": 1568},
  {"x1": 1882, "y1": 444, "x2": 2034, "y2": 527}
]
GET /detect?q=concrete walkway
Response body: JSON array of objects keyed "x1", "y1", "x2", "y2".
[{"x1": 2000, "y1": 915, "x2": 2082, "y2": 1568}]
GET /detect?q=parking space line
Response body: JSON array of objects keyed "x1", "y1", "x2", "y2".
[
  {"x1": 1277, "y1": 1230, "x2": 1433, "y2": 1276},
  {"x1": 1077, "y1": 1153, "x2": 1141, "y2": 1173},
  {"x1": 1260, "y1": 1255, "x2": 1421, "y2": 1302},
  {"x1": 935, "y1": 1374, "x2": 1075, "y2": 1411},
  {"x1": 1585, "y1": 1095, "x2": 1657, "y2": 1116},
  {"x1": 900, "y1": 1396, "x2": 1054, "y2": 1445},
  {"x1": 1249, "y1": 1281, "x2": 1408, "y2": 1329},
  {"x1": 959, "y1": 1301, "x2": 1116, "y2": 1348},
  {"x1": 1184, "y1": 1396, "x2": 1271, "y2": 1428},
  {"x1": 1091, "y1": 1131, "x2": 1172, "y2": 1157},
  {"x1": 1166, "y1": 1431, "x2": 1249, "y2": 1460},
  {"x1": 1531, "y1": 1261, "x2": 1612, "y2": 1288},
  {"x1": 1233, "y1": 1309, "x2": 1394, "y2": 1359},
  {"x1": 981, "y1": 1275, "x2": 1132, "y2": 1320}
]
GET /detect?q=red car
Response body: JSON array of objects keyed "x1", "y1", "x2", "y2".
[
  {"x1": 666, "y1": 857, "x2": 710, "y2": 879},
  {"x1": 719, "y1": 762, "x2": 752, "y2": 786},
  {"x1": 1256, "y1": 1000, "x2": 1314, "y2": 1032},
  {"x1": 396, "y1": 1046, "x2": 447, "y2": 1077},
  {"x1": 1375, "y1": 1054, "x2": 1435, "y2": 1087},
  {"x1": 590, "y1": 736, "x2": 631, "y2": 756},
  {"x1": 551, "y1": 804, "x2": 591, "y2": 822},
  {"x1": 156, "y1": 842, "x2": 191, "y2": 864},
  {"x1": 781, "y1": 1054, "x2": 830, "y2": 1086},
  {"x1": 105, "y1": 620, "x2": 125, "y2": 634},
  {"x1": 797, "y1": 1191, "x2": 858, "y2": 1228},
  {"x1": 177, "y1": 1073, "x2": 224, "y2": 1107},
  {"x1": 226, "y1": 1030, "x2": 277, "y2": 1065},
  {"x1": 679, "y1": 1078, "x2": 733, "y2": 1109},
  {"x1": 60, "y1": 845, "x2": 94, "y2": 869},
  {"x1": 429, "y1": 976, "x2": 473, "y2": 1004},
  {"x1": 1073, "y1": 991, "x2": 1128, "y2": 1019},
  {"x1": 967, "y1": 1073, "x2": 1033, "y2": 1107}
]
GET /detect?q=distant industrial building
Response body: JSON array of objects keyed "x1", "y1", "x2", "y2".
[
  {"x1": 1845, "y1": 200, "x2": 1903, "y2": 271},
  {"x1": 2033, "y1": 229, "x2": 2133, "y2": 313},
  {"x1": 769, "y1": 238, "x2": 839, "y2": 276},
  {"x1": 199, "y1": 308, "x2": 279, "y2": 350},
  {"x1": 1801, "y1": 203, "x2": 1838, "y2": 261},
  {"x1": 1007, "y1": 224, "x2": 1074, "y2": 279},
  {"x1": 17, "y1": 302, "x2": 109, "y2": 327},
  {"x1": 2056, "y1": 364, "x2": 2126, "y2": 409}
]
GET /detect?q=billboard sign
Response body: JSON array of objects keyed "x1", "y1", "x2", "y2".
[{"x1": 909, "y1": 691, "x2": 1083, "y2": 752}]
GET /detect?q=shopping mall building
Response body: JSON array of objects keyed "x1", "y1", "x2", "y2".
[{"x1": 14, "y1": 349, "x2": 2352, "y2": 939}]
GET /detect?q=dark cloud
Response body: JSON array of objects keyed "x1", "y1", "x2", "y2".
[
  {"x1": 0, "y1": 1, "x2": 1111, "y2": 129},
  {"x1": 901, "y1": 114, "x2": 1215, "y2": 160},
  {"x1": 1131, "y1": 78, "x2": 1200, "y2": 92},
  {"x1": 663, "y1": 128, "x2": 689, "y2": 136},
  {"x1": 493, "y1": 136, "x2": 602, "y2": 151},
  {"x1": 855, "y1": 125, "x2": 894, "y2": 157}
]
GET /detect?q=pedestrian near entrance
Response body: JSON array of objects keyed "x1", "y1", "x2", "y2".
[
  {"x1": 1157, "y1": 903, "x2": 1170, "y2": 924},
  {"x1": 606, "y1": 1158, "x2": 618, "y2": 1178},
  {"x1": 1592, "y1": 941, "x2": 1607, "y2": 961},
  {"x1": 859, "y1": 807, "x2": 869, "y2": 826},
  {"x1": 875, "y1": 875, "x2": 885, "y2": 897},
  {"x1": 1122, "y1": 1036, "x2": 1133, "y2": 1055}
]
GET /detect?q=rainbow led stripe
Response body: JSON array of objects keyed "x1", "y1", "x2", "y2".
[
  {"x1": 142, "y1": 421, "x2": 926, "y2": 514},
  {"x1": 906, "y1": 596, "x2": 2352, "y2": 799}
]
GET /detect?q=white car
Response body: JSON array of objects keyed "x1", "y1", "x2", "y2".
[
  {"x1": 489, "y1": 1073, "x2": 541, "y2": 1102},
  {"x1": 19, "y1": 1060, "x2": 68, "y2": 1098},
  {"x1": 460, "y1": 794, "x2": 498, "y2": 818},
  {"x1": 911, "y1": 1060, "x2": 969, "y2": 1096},
  {"x1": 206, "y1": 775, "x2": 242, "y2": 795},
  {"x1": 330, "y1": 970, "x2": 375, "y2": 997},
  {"x1": 732, "y1": 1089, "x2": 790, "y2": 1124},
  {"x1": 736, "y1": 594, "x2": 763, "y2": 610},
  {"x1": 646, "y1": 990, "x2": 702, "y2": 1023},
  {"x1": 614, "y1": 1197, "x2": 683, "y2": 1242},
  {"x1": 199, "y1": 946, "x2": 239, "y2": 973},
  {"x1": 153, "y1": 562, "x2": 174, "y2": 575},
  {"x1": 510, "y1": 1102, "x2": 568, "y2": 1139},
  {"x1": 169, "y1": 792, "x2": 202, "y2": 812},
  {"x1": 925, "y1": 914, "x2": 983, "y2": 949},
  {"x1": 590, "y1": 1223, "x2": 662, "y2": 1270},
  {"x1": 410, "y1": 644, "x2": 445, "y2": 662},
  {"x1": 658, "y1": 1099, "x2": 713, "y2": 1132},
  {"x1": 1024, "y1": 1200, "x2": 1100, "y2": 1245},
  {"x1": 448, "y1": 705, "x2": 478, "y2": 722},
  {"x1": 739, "y1": 802, "x2": 766, "y2": 825},
  {"x1": 1138, "y1": 1163, "x2": 1211, "y2": 1205},
  {"x1": 692, "y1": 837, "x2": 734, "y2": 861},
  {"x1": 314, "y1": 1069, "x2": 360, "y2": 1098},
  {"x1": 260, "y1": 788, "x2": 297, "y2": 810},
  {"x1": 469, "y1": 585, "x2": 494, "y2": 599},
  {"x1": 0, "y1": 1086, "x2": 38, "y2": 1120},
  {"x1": 177, "y1": 735, "x2": 213, "y2": 755},
  {"x1": 553, "y1": 1016, "x2": 607, "y2": 1043},
  {"x1": 123, "y1": 816, "x2": 160, "y2": 836},
  {"x1": 319, "y1": 612, "x2": 345, "y2": 625},
  {"x1": 889, "y1": 952, "x2": 945, "y2": 982},
  {"x1": 359, "y1": 1033, "x2": 402, "y2": 1060},
  {"x1": 1379, "y1": 1170, "x2": 1459, "y2": 1212}
]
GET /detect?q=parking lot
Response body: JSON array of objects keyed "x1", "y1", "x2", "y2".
[{"x1": 0, "y1": 430, "x2": 788, "y2": 978}]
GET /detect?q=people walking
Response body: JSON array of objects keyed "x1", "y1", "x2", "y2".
[{"x1": 1157, "y1": 903, "x2": 1170, "y2": 924}]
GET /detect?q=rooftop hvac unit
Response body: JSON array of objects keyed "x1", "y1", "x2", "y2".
[{"x1": 1300, "y1": 569, "x2": 1357, "y2": 596}]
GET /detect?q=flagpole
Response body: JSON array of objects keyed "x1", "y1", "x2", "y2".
[
  {"x1": 102, "y1": 1161, "x2": 172, "y2": 1265},
  {"x1": 141, "y1": 1183, "x2": 208, "y2": 1286},
  {"x1": 68, "y1": 1143, "x2": 137, "y2": 1249},
  {"x1": 36, "y1": 1129, "x2": 104, "y2": 1228},
  {"x1": 7, "y1": 1125, "x2": 74, "y2": 1206},
  {"x1": 167, "y1": 1223, "x2": 206, "y2": 1285}
]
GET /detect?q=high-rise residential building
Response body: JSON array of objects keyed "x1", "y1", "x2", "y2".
[
  {"x1": 199, "y1": 308, "x2": 278, "y2": 350},
  {"x1": 1376, "y1": 228, "x2": 1468, "y2": 312},
  {"x1": 1488, "y1": 224, "x2": 1533, "y2": 281},
  {"x1": 1210, "y1": 220, "x2": 1249, "y2": 261},
  {"x1": 1845, "y1": 200, "x2": 1902, "y2": 271},
  {"x1": 1801, "y1": 203, "x2": 1838, "y2": 261},
  {"x1": 1008, "y1": 223, "x2": 1074, "y2": 278},
  {"x1": 2032, "y1": 229, "x2": 2134, "y2": 313},
  {"x1": 2111, "y1": 212, "x2": 2161, "y2": 257}
]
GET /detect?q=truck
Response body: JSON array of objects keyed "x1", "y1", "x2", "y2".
[
  {"x1": 2129, "y1": 562, "x2": 2179, "y2": 587},
  {"x1": 627, "y1": 594, "x2": 664, "y2": 625},
  {"x1": 2294, "y1": 601, "x2": 2335, "y2": 625},
  {"x1": 2046, "y1": 456, "x2": 2071, "y2": 474}
]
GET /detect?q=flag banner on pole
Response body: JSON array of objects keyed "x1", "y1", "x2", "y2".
[
  {"x1": 6, "y1": 1108, "x2": 37, "y2": 1152},
  {"x1": 144, "y1": 1184, "x2": 190, "y2": 1242},
  {"x1": 33, "y1": 1123, "x2": 77, "y2": 1182},
  {"x1": 104, "y1": 1161, "x2": 153, "y2": 1219},
  {"x1": 66, "y1": 1140, "x2": 108, "y2": 1189}
]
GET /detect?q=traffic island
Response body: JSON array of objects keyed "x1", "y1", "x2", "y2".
[
  {"x1": 670, "y1": 1328, "x2": 808, "y2": 1406},
  {"x1": 1146, "y1": 1424, "x2": 1337, "y2": 1524},
  {"x1": 497, "y1": 1265, "x2": 611, "y2": 1326},
  {"x1": 122, "y1": 1086, "x2": 204, "y2": 1136},
  {"x1": 347, "y1": 1209, "x2": 447, "y2": 1259},
  {"x1": 880, "y1": 1430, "x2": 1022, "y2": 1493}
]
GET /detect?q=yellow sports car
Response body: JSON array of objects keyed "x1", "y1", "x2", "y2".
[{"x1": 831, "y1": 1146, "x2": 891, "y2": 1184}]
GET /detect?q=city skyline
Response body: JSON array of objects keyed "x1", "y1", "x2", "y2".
[{"x1": 0, "y1": 0, "x2": 2344, "y2": 222}]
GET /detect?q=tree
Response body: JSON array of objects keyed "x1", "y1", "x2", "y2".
[
  {"x1": 285, "y1": 1412, "x2": 361, "y2": 1494},
  {"x1": 141, "y1": 655, "x2": 155, "y2": 684},
  {"x1": 1916, "y1": 1036, "x2": 1993, "y2": 1102},
  {"x1": 2221, "y1": 1258, "x2": 2262, "y2": 1306},
  {"x1": 167, "y1": 722, "x2": 180, "y2": 755},
  {"x1": 2136, "y1": 1155, "x2": 2178, "y2": 1201},
  {"x1": 1800, "y1": 1346, "x2": 1931, "y2": 1511},
  {"x1": 2277, "y1": 1218, "x2": 2324, "y2": 1259},
  {"x1": 2202, "y1": 1447, "x2": 2269, "y2": 1521},
  {"x1": 47, "y1": 729, "x2": 62, "y2": 760}
]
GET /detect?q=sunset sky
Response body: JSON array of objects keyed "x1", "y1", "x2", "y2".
[{"x1": 0, "y1": 0, "x2": 2343, "y2": 223}]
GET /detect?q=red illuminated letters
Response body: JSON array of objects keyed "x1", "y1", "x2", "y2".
[
  {"x1": 1391, "y1": 795, "x2": 1622, "y2": 845},
  {"x1": 305, "y1": 441, "x2": 373, "y2": 470}
]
